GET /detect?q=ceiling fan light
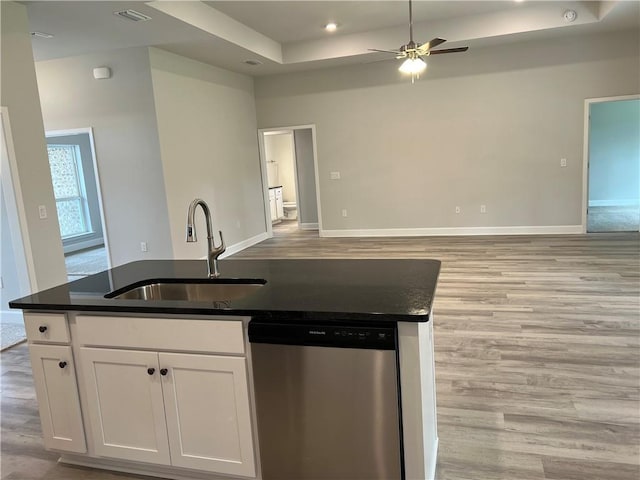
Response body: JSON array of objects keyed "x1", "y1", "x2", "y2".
[{"x1": 399, "y1": 57, "x2": 426, "y2": 74}]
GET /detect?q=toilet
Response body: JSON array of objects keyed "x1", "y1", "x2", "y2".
[{"x1": 283, "y1": 202, "x2": 297, "y2": 220}]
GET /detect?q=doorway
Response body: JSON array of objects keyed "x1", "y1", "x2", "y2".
[
  {"x1": 583, "y1": 96, "x2": 640, "y2": 233},
  {"x1": 45, "y1": 129, "x2": 110, "y2": 279},
  {"x1": 258, "y1": 126, "x2": 321, "y2": 238},
  {"x1": 1, "y1": 107, "x2": 33, "y2": 348}
]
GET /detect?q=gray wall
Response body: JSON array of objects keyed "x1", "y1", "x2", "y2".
[
  {"x1": 588, "y1": 99, "x2": 640, "y2": 206},
  {"x1": 293, "y1": 129, "x2": 318, "y2": 225},
  {"x1": 1, "y1": 1, "x2": 67, "y2": 291},
  {"x1": 35, "y1": 47, "x2": 174, "y2": 265},
  {"x1": 255, "y1": 29, "x2": 640, "y2": 234},
  {"x1": 149, "y1": 48, "x2": 265, "y2": 260}
]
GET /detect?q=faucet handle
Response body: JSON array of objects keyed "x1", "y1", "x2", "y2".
[{"x1": 213, "y1": 230, "x2": 226, "y2": 255}]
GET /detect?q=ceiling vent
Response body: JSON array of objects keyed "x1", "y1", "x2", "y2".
[
  {"x1": 243, "y1": 60, "x2": 263, "y2": 66},
  {"x1": 113, "y1": 9, "x2": 151, "y2": 22}
]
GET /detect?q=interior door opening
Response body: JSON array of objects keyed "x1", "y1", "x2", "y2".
[
  {"x1": 45, "y1": 129, "x2": 111, "y2": 280},
  {"x1": 585, "y1": 96, "x2": 640, "y2": 233},
  {"x1": 1, "y1": 107, "x2": 35, "y2": 334},
  {"x1": 258, "y1": 126, "x2": 321, "y2": 238}
]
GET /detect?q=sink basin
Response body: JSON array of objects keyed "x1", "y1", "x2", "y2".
[{"x1": 105, "y1": 279, "x2": 266, "y2": 302}]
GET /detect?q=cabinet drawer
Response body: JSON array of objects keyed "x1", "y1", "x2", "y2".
[
  {"x1": 76, "y1": 316, "x2": 245, "y2": 354},
  {"x1": 25, "y1": 313, "x2": 70, "y2": 344}
]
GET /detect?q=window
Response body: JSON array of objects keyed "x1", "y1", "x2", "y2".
[{"x1": 47, "y1": 144, "x2": 92, "y2": 238}]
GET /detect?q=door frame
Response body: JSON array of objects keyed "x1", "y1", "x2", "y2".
[
  {"x1": 0, "y1": 106, "x2": 37, "y2": 294},
  {"x1": 45, "y1": 127, "x2": 112, "y2": 268},
  {"x1": 582, "y1": 94, "x2": 640, "y2": 232},
  {"x1": 257, "y1": 124, "x2": 322, "y2": 237}
]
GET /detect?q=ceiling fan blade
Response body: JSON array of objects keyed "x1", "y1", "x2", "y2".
[
  {"x1": 428, "y1": 47, "x2": 469, "y2": 55},
  {"x1": 422, "y1": 38, "x2": 447, "y2": 51},
  {"x1": 417, "y1": 38, "x2": 447, "y2": 55},
  {"x1": 368, "y1": 48, "x2": 403, "y2": 54}
]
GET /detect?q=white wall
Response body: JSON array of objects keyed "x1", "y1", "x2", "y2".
[
  {"x1": 149, "y1": 48, "x2": 266, "y2": 260},
  {"x1": 255, "y1": 29, "x2": 640, "y2": 235},
  {"x1": 264, "y1": 133, "x2": 297, "y2": 203},
  {"x1": 1, "y1": 1, "x2": 67, "y2": 290},
  {"x1": 589, "y1": 99, "x2": 640, "y2": 206},
  {"x1": 35, "y1": 47, "x2": 174, "y2": 265}
]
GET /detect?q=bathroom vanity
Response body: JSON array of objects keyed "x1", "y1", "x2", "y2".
[{"x1": 10, "y1": 258, "x2": 440, "y2": 480}]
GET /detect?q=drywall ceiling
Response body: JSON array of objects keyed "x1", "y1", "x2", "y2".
[{"x1": 24, "y1": 1, "x2": 639, "y2": 76}]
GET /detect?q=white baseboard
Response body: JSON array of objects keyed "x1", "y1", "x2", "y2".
[
  {"x1": 321, "y1": 225, "x2": 584, "y2": 238},
  {"x1": 0, "y1": 310, "x2": 24, "y2": 324},
  {"x1": 221, "y1": 232, "x2": 269, "y2": 258},
  {"x1": 589, "y1": 199, "x2": 640, "y2": 207},
  {"x1": 299, "y1": 222, "x2": 319, "y2": 230}
]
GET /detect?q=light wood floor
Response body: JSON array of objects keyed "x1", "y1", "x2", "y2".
[{"x1": 2, "y1": 230, "x2": 639, "y2": 480}]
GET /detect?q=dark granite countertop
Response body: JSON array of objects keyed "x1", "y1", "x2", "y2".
[{"x1": 9, "y1": 259, "x2": 440, "y2": 323}]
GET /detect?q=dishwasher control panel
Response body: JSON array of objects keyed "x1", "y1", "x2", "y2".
[{"x1": 249, "y1": 321, "x2": 396, "y2": 350}]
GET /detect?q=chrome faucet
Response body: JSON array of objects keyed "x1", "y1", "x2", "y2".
[{"x1": 186, "y1": 199, "x2": 226, "y2": 278}]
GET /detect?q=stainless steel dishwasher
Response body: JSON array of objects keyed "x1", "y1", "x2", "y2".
[{"x1": 249, "y1": 320, "x2": 403, "y2": 480}]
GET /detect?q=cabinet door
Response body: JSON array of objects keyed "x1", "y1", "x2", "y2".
[
  {"x1": 269, "y1": 191, "x2": 277, "y2": 221},
  {"x1": 29, "y1": 344, "x2": 86, "y2": 453},
  {"x1": 160, "y1": 353, "x2": 256, "y2": 477},
  {"x1": 80, "y1": 348, "x2": 170, "y2": 465},
  {"x1": 275, "y1": 188, "x2": 284, "y2": 219}
]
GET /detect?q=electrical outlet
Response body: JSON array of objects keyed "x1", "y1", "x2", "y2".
[
  {"x1": 140, "y1": 242, "x2": 148, "y2": 252},
  {"x1": 38, "y1": 205, "x2": 47, "y2": 219},
  {"x1": 455, "y1": 206, "x2": 461, "y2": 214},
  {"x1": 342, "y1": 209, "x2": 348, "y2": 217},
  {"x1": 330, "y1": 171, "x2": 341, "y2": 180},
  {"x1": 560, "y1": 158, "x2": 567, "y2": 167},
  {"x1": 480, "y1": 205, "x2": 487, "y2": 214}
]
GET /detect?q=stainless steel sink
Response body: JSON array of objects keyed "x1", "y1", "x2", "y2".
[{"x1": 106, "y1": 279, "x2": 265, "y2": 302}]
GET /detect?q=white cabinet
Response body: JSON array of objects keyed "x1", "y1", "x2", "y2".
[
  {"x1": 274, "y1": 187, "x2": 284, "y2": 220},
  {"x1": 25, "y1": 312, "x2": 86, "y2": 454},
  {"x1": 161, "y1": 353, "x2": 255, "y2": 476},
  {"x1": 269, "y1": 187, "x2": 284, "y2": 222},
  {"x1": 269, "y1": 188, "x2": 277, "y2": 221},
  {"x1": 29, "y1": 344, "x2": 86, "y2": 453},
  {"x1": 76, "y1": 315, "x2": 256, "y2": 478},
  {"x1": 80, "y1": 348, "x2": 171, "y2": 465}
]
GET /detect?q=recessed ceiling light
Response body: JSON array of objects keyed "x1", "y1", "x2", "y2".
[
  {"x1": 31, "y1": 31, "x2": 54, "y2": 39},
  {"x1": 243, "y1": 59, "x2": 263, "y2": 66},
  {"x1": 113, "y1": 9, "x2": 152, "y2": 22},
  {"x1": 324, "y1": 23, "x2": 338, "y2": 33}
]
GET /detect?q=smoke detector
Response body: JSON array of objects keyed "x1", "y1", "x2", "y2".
[
  {"x1": 114, "y1": 9, "x2": 152, "y2": 22},
  {"x1": 563, "y1": 10, "x2": 577, "y2": 23}
]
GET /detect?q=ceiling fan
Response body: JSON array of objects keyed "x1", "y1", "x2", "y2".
[{"x1": 369, "y1": 0, "x2": 469, "y2": 78}]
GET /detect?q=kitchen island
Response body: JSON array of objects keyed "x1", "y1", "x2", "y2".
[{"x1": 10, "y1": 258, "x2": 440, "y2": 480}]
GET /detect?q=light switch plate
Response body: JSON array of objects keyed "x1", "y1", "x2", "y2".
[{"x1": 38, "y1": 205, "x2": 47, "y2": 219}]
